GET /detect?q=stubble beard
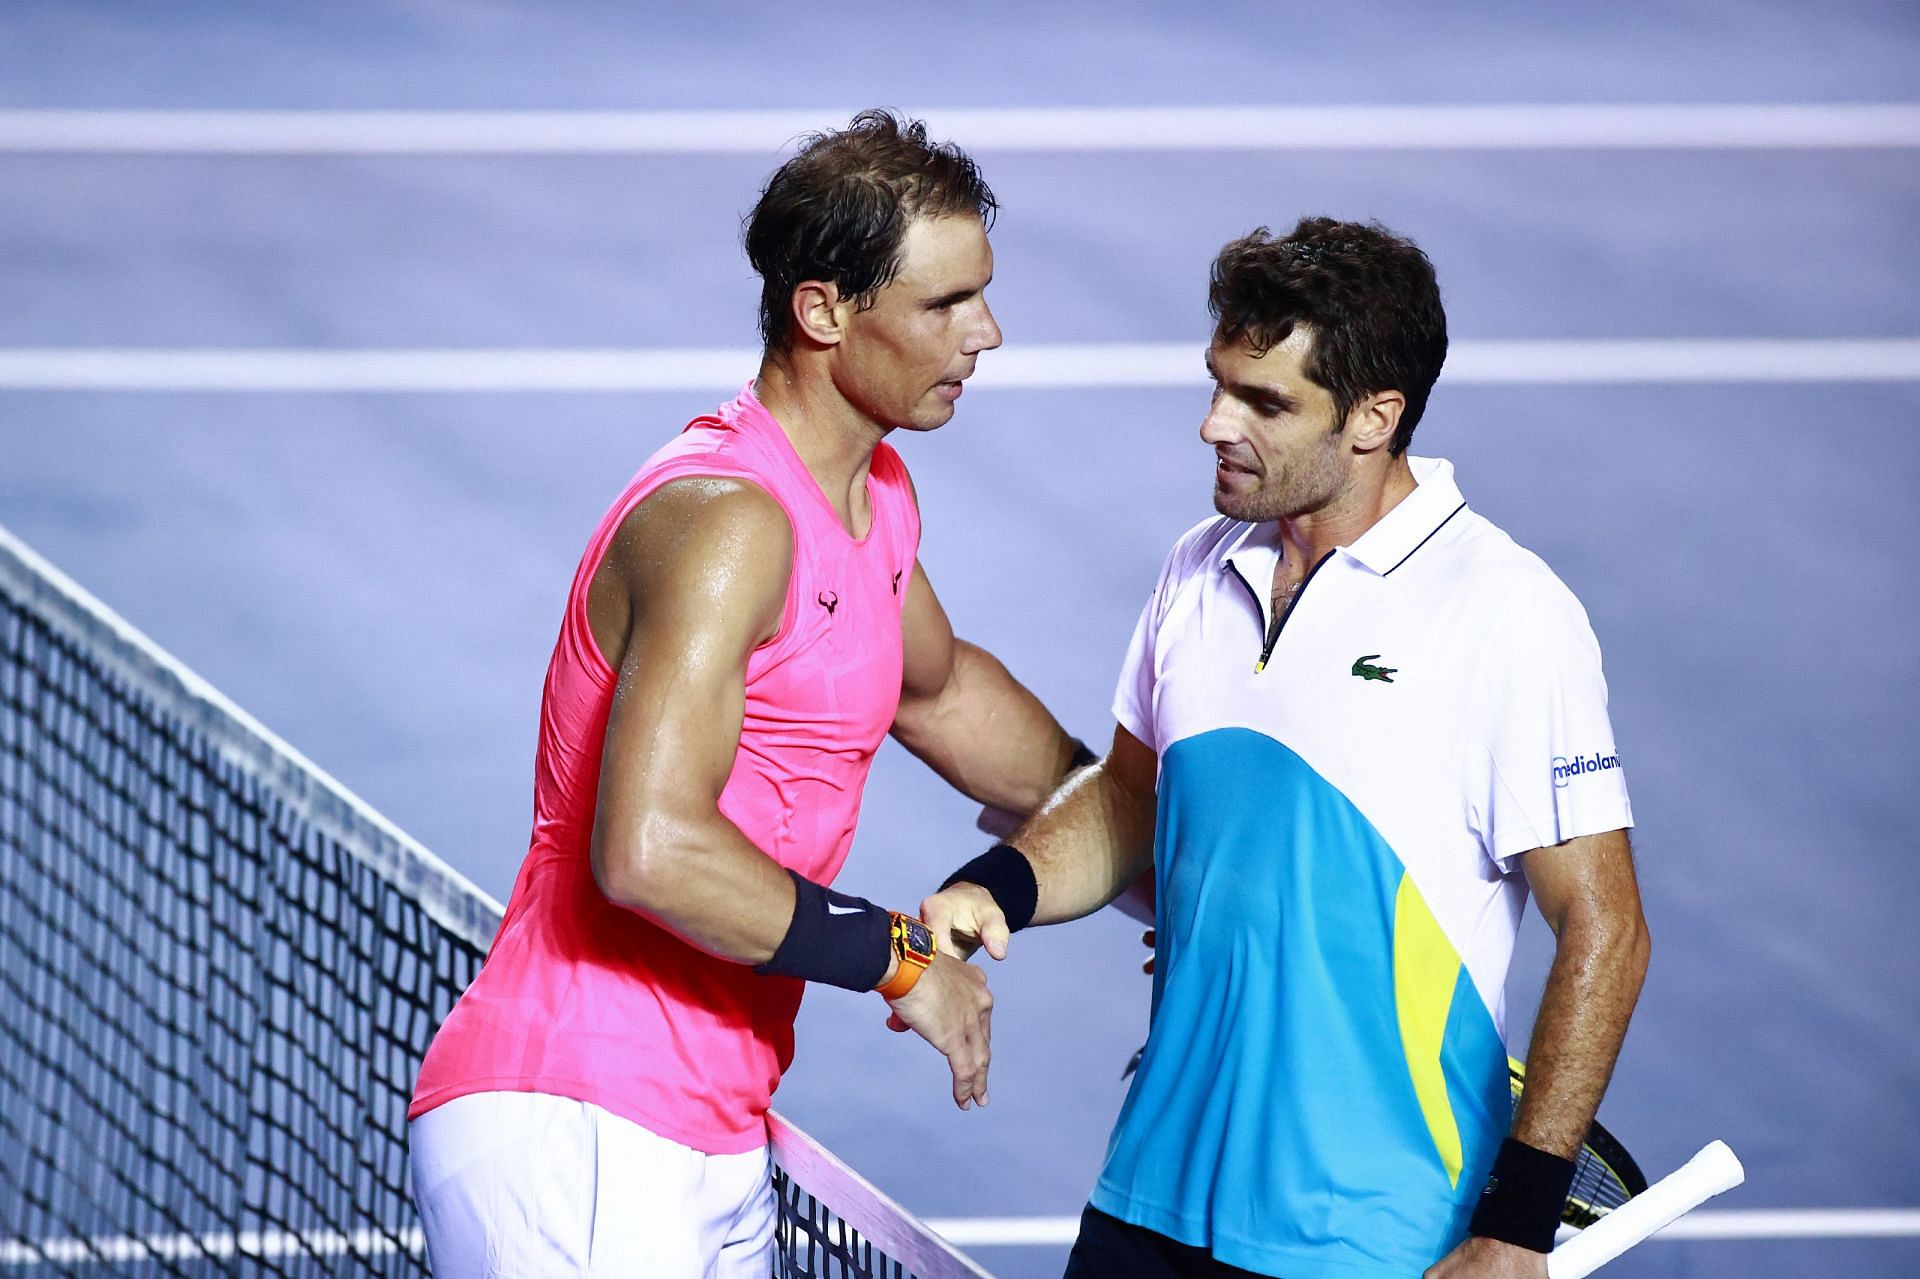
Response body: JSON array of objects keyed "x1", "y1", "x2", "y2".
[{"x1": 1213, "y1": 434, "x2": 1349, "y2": 524}]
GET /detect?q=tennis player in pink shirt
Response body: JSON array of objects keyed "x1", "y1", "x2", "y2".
[{"x1": 407, "y1": 111, "x2": 1089, "y2": 1277}]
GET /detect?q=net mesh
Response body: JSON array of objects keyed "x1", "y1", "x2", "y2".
[
  {"x1": 0, "y1": 526, "x2": 986, "y2": 1279},
  {"x1": 775, "y1": 1169, "x2": 908, "y2": 1279}
]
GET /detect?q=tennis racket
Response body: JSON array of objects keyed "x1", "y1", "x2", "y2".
[
  {"x1": 1507, "y1": 1056, "x2": 1746, "y2": 1277},
  {"x1": 1547, "y1": 1140, "x2": 1744, "y2": 1277},
  {"x1": 1116, "y1": 1051, "x2": 1732, "y2": 1272},
  {"x1": 1509, "y1": 1056, "x2": 1646, "y2": 1228}
]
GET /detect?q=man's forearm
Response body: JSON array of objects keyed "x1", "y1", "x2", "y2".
[
  {"x1": 891, "y1": 638, "x2": 1076, "y2": 813},
  {"x1": 593, "y1": 807, "x2": 814, "y2": 964},
  {"x1": 1512, "y1": 908, "x2": 1651, "y2": 1156},
  {"x1": 1016, "y1": 760, "x2": 1157, "y2": 926}
]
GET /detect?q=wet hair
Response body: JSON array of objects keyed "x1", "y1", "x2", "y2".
[
  {"x1": 1208, "y1": 217, "x2": 1448, "y2": 455},
  {"x1": 744, "y1": 110, "x2": 998, "y2": 352}
]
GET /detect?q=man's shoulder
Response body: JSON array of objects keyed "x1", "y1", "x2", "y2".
[
  {"x1": 1442, "y1": 510, "x2": 1599, "y2": 648},
  {"x1": 607, "y1": 476, "x2": 793, "y2": 590},
  {"x1": 638, "y1": 474, "x2": 791, "y2": 546},
  {"x1": 1438, "y1": 509, "x2": 1576, "y2": 596}
]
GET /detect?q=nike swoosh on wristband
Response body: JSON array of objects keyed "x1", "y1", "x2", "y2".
[{"x1": 827, "y1": 903, "x2": 868, "y2": 915}]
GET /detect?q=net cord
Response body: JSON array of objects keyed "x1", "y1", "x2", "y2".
[
  {"x1": 2, "y1": 518, "x2": 989, "y2": 1279},
  {"x1": 767, "y1": 1114, "x2": 993, "y2": 1279}
]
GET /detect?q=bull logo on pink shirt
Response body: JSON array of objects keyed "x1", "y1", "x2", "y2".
[{"x1": 817, "y1": 590, "x2": 839, "y2": 616}]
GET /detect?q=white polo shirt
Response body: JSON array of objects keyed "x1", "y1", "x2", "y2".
[{"x1": 1091, "y1": 456, "x2": 1632, "y2": 1279}]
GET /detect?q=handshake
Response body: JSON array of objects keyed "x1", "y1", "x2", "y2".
[
  {"x1": 877, "y1": 880, "x2": 1016, "y2": 1112},
  {"x1": 869, "y1": 743, "x2": 1155, "y2": 1110},
  {"x1": 877, "y1": 805, "x2": 1157, "y2": 1112}
]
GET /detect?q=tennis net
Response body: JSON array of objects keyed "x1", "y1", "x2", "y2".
[{"x1": 0, "y1": 522, "x2": 990, "y2": 1279}]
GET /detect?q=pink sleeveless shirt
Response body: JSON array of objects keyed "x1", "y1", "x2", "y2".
[{"x1": 410, "y1": 385, "x2": 919, "y2": 1153}]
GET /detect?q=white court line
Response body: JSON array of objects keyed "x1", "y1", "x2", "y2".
[
  {"x1": 922, "y1": 1209, "x2": 1920, "y2": 1248},
  {"x1": 0, "y1": 105, "x2": 1917, "y2": 153},
  {"x1": 0, "y1": 340, "x2": 1916, "y2": 391},
  {"x1": 3, "y1": 1210, "x2": 1916, "y2": 1263},
  {"x1": 1643, "y1": 1209, "x2": 1920, "y2": 1240}
]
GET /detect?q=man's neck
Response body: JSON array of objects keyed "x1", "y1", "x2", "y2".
[
  {"x1": 753, "y1": 355, "x2": 889, "y2": 519},
  {"x1": 1275, "y1": 454, "x2": 1418, "y2": 580}
]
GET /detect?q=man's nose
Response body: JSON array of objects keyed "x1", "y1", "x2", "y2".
[
  {"x1": 966, "y1": 300, "x2": 1003, "y2": 355},
  {"x1": 1199, "y1": 404, "x2": 1239, "y2": 446}
]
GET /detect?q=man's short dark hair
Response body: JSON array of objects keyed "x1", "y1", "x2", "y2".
[
  {"x1": 1209, "y1": 217, "x2": 1448, "y2": 456},
  {"x1": 744, "y1": 110, "x2": 998, "y2": 353}
]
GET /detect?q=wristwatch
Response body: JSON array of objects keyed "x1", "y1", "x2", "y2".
[{"x1": 875, "y1": 912, "x2": 937, "y2": 1000}]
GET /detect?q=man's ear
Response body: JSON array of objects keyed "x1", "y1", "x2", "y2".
[
  {"x1": 1347, "y1": 390, "x2": 1405, "y2": 454},
  {"x1": 791, "y1": 280, "x2": 852, "y2": 349}
]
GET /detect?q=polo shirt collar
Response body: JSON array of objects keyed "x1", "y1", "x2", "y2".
[
  {"x1": 1218, "y1": 455, "x2": 1468, "y2": 582},
  {"x1": 1342, "y1": 456, "x2": 1467, "y2": 576}
]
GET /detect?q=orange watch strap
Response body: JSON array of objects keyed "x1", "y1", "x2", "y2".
[
  {"x1": 875, "y1": 913, "x2": 935, "y2": 1000},
  {"x1": 875, "y1": 953, "x2": 926, "y2": 1000}
]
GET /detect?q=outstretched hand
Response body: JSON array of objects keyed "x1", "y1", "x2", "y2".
[
  {"x1": 884, "y1": 951, "x2": 994, "y2": 1109},
  {"x1": 919, "y1": 882, "x2": 1012, "y2": 963},
  {"x1": 885, "y1": 883, "x2": 1010, "y2": 1036}
]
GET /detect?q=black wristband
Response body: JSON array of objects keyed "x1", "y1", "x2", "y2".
[
  {"x1": 753, "y1": 869, "x2": 892, "y2": 992},
  {"x1": 1066, "y1": 737, "x2": 1098, "y2": 772},
  {"x1": 1468, "y1": 1137, "x2": 1578, "y2": 1253},
  {"x1": 940, "y1": 842, "x2": 1039, "y2": 933}
]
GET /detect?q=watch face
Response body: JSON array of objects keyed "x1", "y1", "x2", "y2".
[{"x1": 902, "y1": 919, "x2": 934, "y2": 960}]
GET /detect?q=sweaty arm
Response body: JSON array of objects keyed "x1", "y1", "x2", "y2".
[
  {"x1": 920, "y1": 723, "x2": 1159, "y2": 961},
  {"x1": 1510, "y1": 827, "x2": 1651, "y2": 1156},
  {"x1": 1426, "y1": 827, "x2": 1650, "y2": 1279},
  {"x1": 890, "y1": 560, "x2": 1082, "y2": 814},
  {"x1": 586, "y1": 481, "x2": 996, "y2": 1104},
  {"x1": 584, "y1": 477, "x2": 801, "y2": 963}
]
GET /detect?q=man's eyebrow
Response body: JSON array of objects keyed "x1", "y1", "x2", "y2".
[
  {"x1": 1206, "y1": 355, "x2": 1296, "y2": 407},
  {"x1": 921, "y1": 273, "x2": 991, "y2": 308}
]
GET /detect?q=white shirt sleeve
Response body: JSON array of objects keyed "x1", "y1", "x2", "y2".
[
  {"x1": 1469, "y1": 575, "x2": 1634, "y2": 871},
  {"x1": 1112, "y1": 590, "x2": 1161, "y2": 753},
  {"x1": 1111, "y1": 524, "x2": 1217, "y2": 754}
]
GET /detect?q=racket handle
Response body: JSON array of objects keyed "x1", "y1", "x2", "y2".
[{"x1": 1547, "y1": 1140, "x2": 1745, "y2": 1278}]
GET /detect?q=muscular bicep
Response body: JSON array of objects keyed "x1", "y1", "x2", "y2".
[
  {"x1": 1522, "y1": 827, "x2": 1643, "y2": 939},
  {"x1": 588, "y1": 479, "x2": 792, "y2": 891}
]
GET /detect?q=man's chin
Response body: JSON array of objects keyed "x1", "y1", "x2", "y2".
[
  {"x1": 1213, "y1": 488, "x2": 1261, "y2": 522},
  {"x1": 904, "y1": 399, "x2": 958, "y2": 432}
]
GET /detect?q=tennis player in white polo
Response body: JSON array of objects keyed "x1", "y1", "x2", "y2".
[{"x1": 926, "y1": 217, "x2": 1651, "y2": 1279}]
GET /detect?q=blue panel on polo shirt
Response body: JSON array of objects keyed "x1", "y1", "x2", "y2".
[{"x1": 1090, "y1": 727, "x2": 1510, "y2": 1279}]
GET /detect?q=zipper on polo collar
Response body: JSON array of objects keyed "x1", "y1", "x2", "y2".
[{"x1": 1228, "y1": 550, "x2": 1334, "y2": 673}]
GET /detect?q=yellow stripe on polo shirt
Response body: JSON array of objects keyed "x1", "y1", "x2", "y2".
[{"x1": 1393, "y1": 873, "x2": 1465, "y2": 1188}]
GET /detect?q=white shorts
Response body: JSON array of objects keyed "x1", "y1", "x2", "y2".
[{"x1": 409, "y1": 1091, "x2": 777, "y2": 1278}]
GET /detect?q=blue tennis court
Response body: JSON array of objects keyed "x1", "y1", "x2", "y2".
[{"x1": 3, "y1": 3, "x2": 1917, "y2": 1276}]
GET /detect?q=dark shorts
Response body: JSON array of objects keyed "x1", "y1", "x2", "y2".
[{"x1": 1062, "y1": 1205, "x2": 1276, "y2": 1279}]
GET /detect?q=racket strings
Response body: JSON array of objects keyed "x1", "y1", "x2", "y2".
[
  {"x1": 1507, "y1": 1058, "x2": 1647, "y2": 1228},
  {"x1": 1565, "y1": 1149, "x2": 1635, "y2": 1227}
]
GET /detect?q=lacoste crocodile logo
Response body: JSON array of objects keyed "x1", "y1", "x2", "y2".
[{"x1": 1351, "y1": 654, "x2": 1397, "y2": 683}]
